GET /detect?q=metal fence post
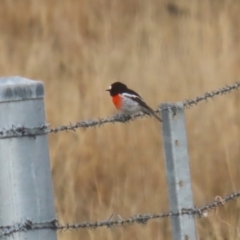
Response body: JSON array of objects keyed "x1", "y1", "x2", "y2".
[
  {"x1": 160, "y1": 102, "x2": 197, "y2": 240},
  {"x1": 0, "y1": 76, "x2": 57, "y2": 240}
]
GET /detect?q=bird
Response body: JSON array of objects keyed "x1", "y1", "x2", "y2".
[{"x1": 106, "y1": 82, "x2": 161, "y2": 122}]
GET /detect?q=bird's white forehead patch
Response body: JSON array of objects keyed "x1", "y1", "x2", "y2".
[{"x1": 107, "y1": 85, "x2": 112, "y2": 90}]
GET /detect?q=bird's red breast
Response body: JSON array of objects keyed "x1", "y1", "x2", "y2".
[{"x1": 112, "y1": 94, "x2": 122, "y2": 110}]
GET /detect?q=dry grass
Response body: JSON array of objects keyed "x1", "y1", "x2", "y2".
[{"x1": 1, "y1": 0, "x2": 240, "y2": 239}]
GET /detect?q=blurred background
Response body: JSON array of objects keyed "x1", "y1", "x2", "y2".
[{"x1": 1, "y1": 0, "x2": 240, "y2": 239}]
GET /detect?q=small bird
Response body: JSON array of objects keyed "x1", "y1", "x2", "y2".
[{"x1": 106, "y1": 82, "x2": 161, "y2": 122}]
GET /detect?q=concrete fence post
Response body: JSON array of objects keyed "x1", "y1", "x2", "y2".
[
  {"x1": 0, "y1": 76, "x2": 57, "y2": 240},
  {"x1": 160, "y1": 102, "x2": 197, "y2": 240}
]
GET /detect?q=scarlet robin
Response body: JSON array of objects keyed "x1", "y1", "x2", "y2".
[{"x1": 106, "y1": 82, "x2": 161, "y2": 122}]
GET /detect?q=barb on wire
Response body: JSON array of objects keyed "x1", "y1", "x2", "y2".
[
  {"x1": 0, "y1": 81, "x2": 240, "y2": 136},
  {"x1": 1, "y1": 191, "x2": 240, "y2": 238}
]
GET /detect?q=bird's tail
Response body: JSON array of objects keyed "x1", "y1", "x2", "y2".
[
  {"x1": 143, "y1": 107, "x2": 162, "y2": 122},
  {"x1": 151, "y1": 111, "x2": 162, "y2": 122}
]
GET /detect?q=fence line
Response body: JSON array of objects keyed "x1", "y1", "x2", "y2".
[
  {"x1": 0, "y1": 190, "x2": 239, "y2": 238},
  {"x1": 1, "y1": 77, "x2": 240, "y2": 239},
  {"x1": 0, "y1": 81, "x2": 240, "y2": 138}
]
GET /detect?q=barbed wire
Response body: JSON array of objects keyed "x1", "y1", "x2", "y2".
[
  {"x1": 0, "y1": 190, "x2": 239, "y2": 238},
  {"x1": 0, "y1": 81, "x2": 239, "y2": 137},
  {"x1": 1, "y1": 82, "x2": 239, "y2": 238},
  {"x1": 183, "y1": 81, "x2": 240, "y2": 108}
]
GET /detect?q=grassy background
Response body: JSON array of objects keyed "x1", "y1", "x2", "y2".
[{"x1": 1, "y1": 0, "x2": 240, "y2": 239}]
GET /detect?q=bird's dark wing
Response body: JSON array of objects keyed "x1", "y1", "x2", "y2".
[{"x1": 125, "y1": 94, "x2": 162, "y2": 122}]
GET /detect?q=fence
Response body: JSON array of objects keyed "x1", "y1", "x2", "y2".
[{"x1": 0, "y1": 76, "x2": 240, "y2": 240}]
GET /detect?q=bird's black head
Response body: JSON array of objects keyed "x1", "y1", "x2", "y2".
[{"x1": 106, "y1": 82, "x2": 128, "y2": 96}]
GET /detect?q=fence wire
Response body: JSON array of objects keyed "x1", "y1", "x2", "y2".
[
  {"x1": 0, "y1": 191, "x2": 239, "y2": 238},
  {"x1": 0, "y1": 81, "x2": 239, "y2": 137}
]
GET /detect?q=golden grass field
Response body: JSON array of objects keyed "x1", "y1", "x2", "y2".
[{"x1": 1, "y1": 0, "x2": 240, "y2": 239}]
